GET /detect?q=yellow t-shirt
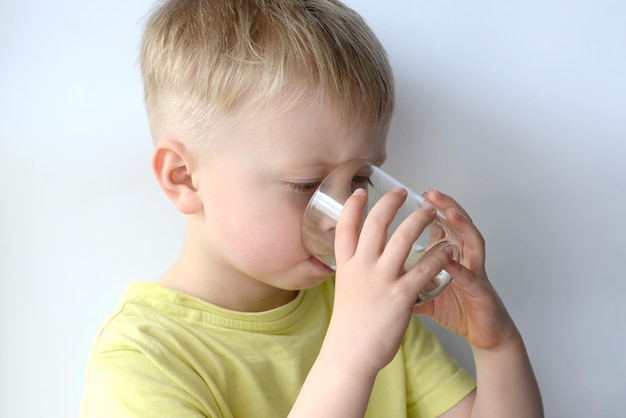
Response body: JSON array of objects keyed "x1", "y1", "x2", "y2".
[{"x1": 80, "y1": 280, "x2": 475, "y2": 417}]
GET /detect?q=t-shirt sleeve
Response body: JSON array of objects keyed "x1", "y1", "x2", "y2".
[
  {"x1": 80, "y1": 308, "x2": 227, "y2": 418},
  {"x1": 80, "y1": 347, "x2": 214, "y2": 418},
  {"x1": 403, "y1": 316, "x2": 476, "y2": 417}
]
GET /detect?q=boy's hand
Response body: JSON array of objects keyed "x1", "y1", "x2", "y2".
[
  {"x1": 307, "y1": 188, "x2": 543, "y2": 418},
  {"x1": 322, "y1": 187, "x2": 455, "y2": 374},
  {"x1": 413, "y1": 189, "x2": 519, "y2": 351}
]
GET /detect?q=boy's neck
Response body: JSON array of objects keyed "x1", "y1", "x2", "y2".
[{"x1": 156, "y1": 255, "x2": 299, "y2": 312}]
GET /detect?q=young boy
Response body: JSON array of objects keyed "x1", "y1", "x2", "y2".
[{"x1": 81, "y1": 0, "x2": 543, "y2": 417}]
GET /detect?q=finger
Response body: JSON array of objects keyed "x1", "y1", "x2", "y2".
[
  {"x1": 334, "y1": 188, "x2": 368, "y2": 266},
  {"x1": 424, "y1": 189, "x2": 485, "y2": 272},
  {"x1": 442, "y1": 259, "x2": 494, "y2": 304},
  {"x1": 382, "y1": 206, "x2": 437, "y2": 270},
  {"x1": 446, "y1": 207, "x2": 486, "y2": 272},
  {"x1": 356, "y1": 187, "x2": 407, "y2": 259},
  {"x1": 411, "y1": 259, "x2": 480, "y2": 317},
  {"x1": 423, "y1": 189, "x2": 472, "y2": 222},
  {"x1": 400, "y1": 244, "x2": 455, "y2": 301}
]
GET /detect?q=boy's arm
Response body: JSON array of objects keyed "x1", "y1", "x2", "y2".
[
  {"x1": 469, "y1": 332, "x2": 542, "y2": 417},
  {"x1": 441, "y1": 334, "x2": 542, "y2": 418},
  {"x1": 287, "y1": 343, "x2": 378, "y2": 418},
  {"x1": 417, "y1": 189, "x2": 543, "y2": 418},
  {"x1": 291, "y1": 188, "x2": 542, "y2": 417},
  {"x1": 290, "y1": 188, "x2": 458, "y2": 417}
]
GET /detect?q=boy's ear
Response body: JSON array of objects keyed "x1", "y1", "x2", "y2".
[{"x1": 152, "y1": 139, "x2": 202, "y2": 215}]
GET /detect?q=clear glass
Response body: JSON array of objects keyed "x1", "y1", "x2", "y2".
[{"x1": 302, "y1": 159, "x2": 462, "y2": 305}]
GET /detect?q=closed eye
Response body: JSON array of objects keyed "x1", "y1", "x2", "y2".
[
  {"x1": 290, "y1": 181, "x2": 321, "y2": 195},
  {"x1": 351, "y1": 175, "x2": 373, "y2": 190}
]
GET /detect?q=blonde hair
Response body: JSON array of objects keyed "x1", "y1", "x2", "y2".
[{"x1": 140, "y1": 0, "x2": 394, "y2": 146}]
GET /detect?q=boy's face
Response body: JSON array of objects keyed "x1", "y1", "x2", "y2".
[{"x1": 188, "y1": 92, "x2": 388, "y2": 309}]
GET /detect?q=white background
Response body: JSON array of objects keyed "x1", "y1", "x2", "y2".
[{"x1": 1, "y1": 0, "x2": 625, "y2": 416}]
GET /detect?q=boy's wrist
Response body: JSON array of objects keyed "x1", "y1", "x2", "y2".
[
  {"x1": 317, "y1": 330, "x2": 381, "y2": 382},
  {"x1": 470, "y1": 323, "x2": 522, "y2": 355},
  {"x1": 469, "y1": 327, "x2": 544, "y2": 418}
]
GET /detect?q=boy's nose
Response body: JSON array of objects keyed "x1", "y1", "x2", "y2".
[
  {"x1": 317, "y1": 210, "x2": 338, "y2": 234},
  {"x1": 302, "y1": 198, "x2": 340, "y2": 261},
  {"x1": 311, "y1": 191, "x2": 344, "y2": 226}
]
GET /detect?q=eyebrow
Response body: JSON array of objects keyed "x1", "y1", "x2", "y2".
[
  {"x1": 297, "y1": 153, "x2": 387, "y2": 168},
  {"x1": 276, "y1": 148, "x2": 387, "y2": 173},
  {"x1": 371, "y1": 155, "x2": 387, "y2": 167}
]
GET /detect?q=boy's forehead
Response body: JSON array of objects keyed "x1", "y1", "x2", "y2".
[
  {"x1": 205, "y1": 87, "x2": 389, "y2": 165},
  {"x1": 264, "y1": 125, "x2": 388, "y2": 169},
  {"x1": 284, "y1": 88, "x2": 385, "y2": 131}
]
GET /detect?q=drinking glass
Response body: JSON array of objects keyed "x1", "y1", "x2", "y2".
[{"x1": 302, "y1": 159, "x2": 462, "y2": 305}]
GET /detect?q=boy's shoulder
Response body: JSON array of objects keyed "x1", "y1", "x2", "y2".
[
  {"x1": 88, "y1": 282, "x2": 181, "y2": 353},
  {"x1": 90, "y1": 279, "x2": 336, "y2": 354}
]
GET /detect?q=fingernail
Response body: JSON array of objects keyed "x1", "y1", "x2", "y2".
[
  {"x1": 422, "y1": 189, "x2": 440, "y2": 200},
  {"x1": 452, "y1": 209, "x2": 465, "y2": 221},
  {"x1": 352, "y1": 187, "x2": 366, "y2": 196},
  {"x1": 392, "y1": 186, "x2": 407, "y2": 195}
]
